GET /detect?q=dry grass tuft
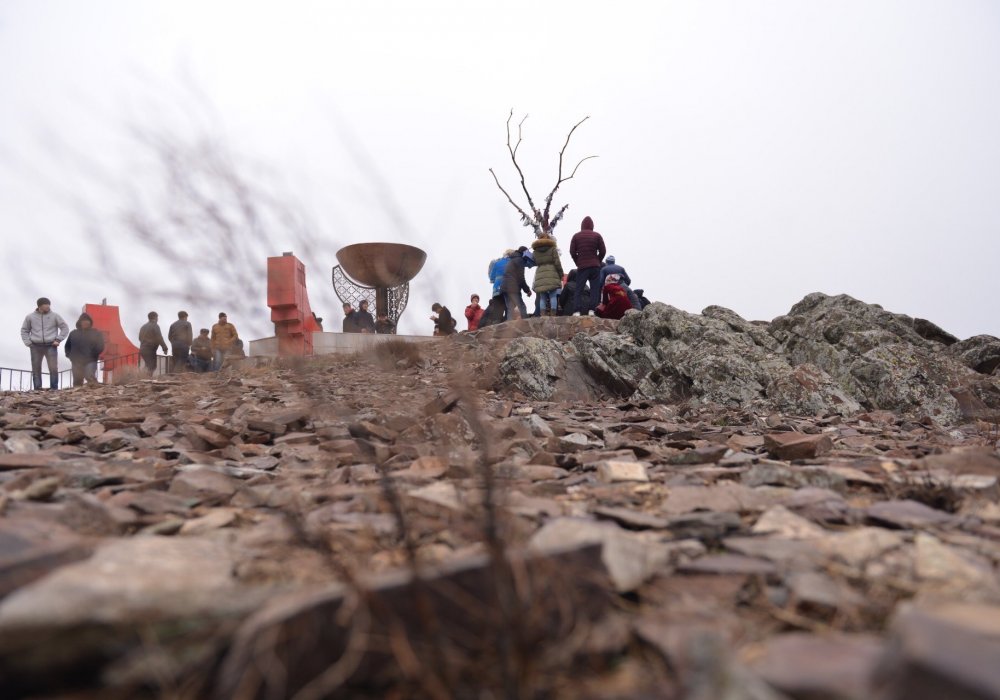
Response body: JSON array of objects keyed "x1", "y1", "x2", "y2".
[{"x1": 370, "y1": 339, "x2": 423, "y2": 370}]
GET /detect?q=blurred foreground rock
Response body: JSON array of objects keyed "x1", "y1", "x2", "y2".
[{"x1": 1, "y1": 295, "x2": 999, "y2": 698}]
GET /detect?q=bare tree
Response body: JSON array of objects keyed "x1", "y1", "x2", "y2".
[{"x1": 488, "y1": 110, "x2": 598, "y2": 237}]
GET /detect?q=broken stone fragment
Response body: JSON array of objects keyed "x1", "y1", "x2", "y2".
[
  {"x1": 763, "y1": 431, "x2": 833, "y2": 460},
  {"x1": 873, "y1": 602, "x2": 1000, "y2": 700},
  {"x1": 596, "y1": 460, "x2": 650, "y2": 483}
]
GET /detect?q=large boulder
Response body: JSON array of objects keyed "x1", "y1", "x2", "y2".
[
  {"x1": 619, "y1": 303, "x2": 860, "y2": 415},
  {"x1": 947, "y1": 335, "x2": 1000, "y2": 375},
  {"x1": 769, "y1": 293, "x2": 981, "y2": 421}
]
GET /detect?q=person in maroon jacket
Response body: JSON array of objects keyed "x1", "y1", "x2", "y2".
[{"x1": 569, "y1": 215, "x2": 607, "y2": 315}]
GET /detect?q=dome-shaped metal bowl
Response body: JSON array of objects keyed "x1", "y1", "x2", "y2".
[{"x1": 335, "y1": 243, "x2": 427, "y2": 288}]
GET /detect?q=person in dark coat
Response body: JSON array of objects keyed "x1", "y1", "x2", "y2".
[
  {"x1": 64, "y1": 312, "x2": 105, "y2": 386},
  {"x1": 598, "y1": 255, "x2": 631, "y2": 289},
  {"x1": 168, "y1": 311, "x2": 193, "y2": 373},
  {"x1": 342, "y1": 303, "x2": 359, "y2": 333},
  {"x1": 559, "y1": 269, "x2": 590, "y2": 316},
  {"x1": 138, "y1": 311, "x2": 168, "y2": 376},
  {"x1": 431, "y1": 303, "x2": 457, "y2": 335},
  {"x1": 501, "y1": 246, "x2": 532, "y2": 320},
  {"x1": 633, "y1": 290, "x2": 652, "y2": 309},
  {"x1": 568, "y1": 216, "x2": 606, "y2": 315},
  {"x1": 354, "y1": 300, "x2": 376, "y2": 333}
]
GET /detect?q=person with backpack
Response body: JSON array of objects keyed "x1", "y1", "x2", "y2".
[{"x1": 501, "y1": 246, "x2": 532, "y2": 320}]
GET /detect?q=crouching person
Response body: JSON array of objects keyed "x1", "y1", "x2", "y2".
[
  {"x1": 189, "y1": 329, "x2": 213, "y2": 372},
  {"x1": 64, "y1": 312, "x2": 104, "y2": 386}
]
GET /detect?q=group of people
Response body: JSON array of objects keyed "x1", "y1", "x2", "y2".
[
  {"x1": 144, "y1": 310, "x2": 245, "y2": 376},
  {"x1": 19, "y1": 298, "x2": 245, "y2": 390},
  {"x1": 463, "y1": 216, "x2": 651, "y2": 331},
  {"x1": 341, "y1": 300, "x2": 396, "y2": 335}
]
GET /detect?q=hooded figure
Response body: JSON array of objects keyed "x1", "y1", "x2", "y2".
[
  {"x1": 64, "y1": 312, "x2": 105, "y2": 386},
  {"x1": 531, "y1": 235, "x2": 564, "y2": 316},
  {"x1": 568, "y1": 216, "x2": 607, "y2": 315},
  {"x1": 596, "y1": 273, "x2": 634, "y2": 320}
]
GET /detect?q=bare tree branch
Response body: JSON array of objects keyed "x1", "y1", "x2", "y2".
[
  {"x1": 542, "y1": 116, "x2": 597, "y2": 228},
  {"x1": 488, "y1": 167, "x2": 534, "y2": 228},
  {"x1": 490, "y1": 112, "x2": 597, "y2": 237},
  {"x1": 505, "y1": 110, "x2": 540, "y2": 221}
]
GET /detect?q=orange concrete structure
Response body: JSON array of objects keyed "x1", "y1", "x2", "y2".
[
  {"x1": 83, "y1": 302, "x2": 140, "y2": 380},
  {"x1": 267, "y1": 252, "x2": 321, "y2": 356}
]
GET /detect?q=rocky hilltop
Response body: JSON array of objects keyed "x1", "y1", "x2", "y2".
[
  {"x1": 497, "y1": 292, "x2": 1000, "y2": 424},
  {"x1": 0, "y1": 293, "x2": 998, "y2": 699}
]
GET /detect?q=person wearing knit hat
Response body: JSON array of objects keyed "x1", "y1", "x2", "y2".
[{"x1": 20, "y1": 297, "x2": 69, "y2": 389}]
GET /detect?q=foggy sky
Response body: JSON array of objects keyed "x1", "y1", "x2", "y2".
[{"x1": 1, "y1": 0, "x2": 999, "y2": 373}]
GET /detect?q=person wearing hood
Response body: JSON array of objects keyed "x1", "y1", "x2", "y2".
[
  {"x1": 531, "y1": 234, "x2": 564, "y2": 316},
  {"x1": 569, "y1": 216, "x2": 606, "y2": 315},
  {"x1": 20, "y1": 297, "x2": 69, "y2": 390},
  {"x1": 501, "y1": 246, "x2": 532, "y2": 320},
  {"x1": 64, "y1": 312, "x2": 105, "y2": 386},
  {"x1": 595, "y1": 273, "x2": 634, "y2": 320}
]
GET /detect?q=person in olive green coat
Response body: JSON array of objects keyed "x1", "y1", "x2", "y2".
[{"x1": 531, "y1": 235, "x2": 564, "y2": 316}]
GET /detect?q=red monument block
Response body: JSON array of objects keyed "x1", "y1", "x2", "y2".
[
  {"x1": 268, "y1": 252, "x2": 321, "y2": 356},
  {"x1": 84, "y1": 301, "x2": 140, "y2": 380}
]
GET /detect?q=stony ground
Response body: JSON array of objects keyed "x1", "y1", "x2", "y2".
[{"x1": 1, "y1": 317, "x2": 999, "y2": 699}]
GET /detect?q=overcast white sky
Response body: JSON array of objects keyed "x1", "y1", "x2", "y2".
[{"x1": 1, "y1": 0, "x2": 999, "y2": 372}]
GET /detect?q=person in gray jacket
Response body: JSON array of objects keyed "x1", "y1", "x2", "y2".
[{"x1": 20, "y1": 297, "x2": 69, "y2": 390}]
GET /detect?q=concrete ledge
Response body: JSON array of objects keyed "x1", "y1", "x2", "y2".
[{"x1": 249, "y1": 332, "x2": 435, "y2": 358}]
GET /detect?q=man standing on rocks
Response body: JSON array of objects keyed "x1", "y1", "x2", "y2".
[
  {"x1": 168, "y1": 311, "x2": 193, "y2": 373},
  {"x1": 210, "y1": 312, "x2": 239, "y2": 371},
  {"x1": 138, "y1": 312, "x2": 168, "y2": 376},
  {"x1": 64, "y1": 312, "x2": 105, "y2": 386},
  {"x1": 569, "y1": 216, "x2": 606, "y2": 315},
  {"x1": 501, "y1": 246, "x2": 532, "y2": 320},
  {"x1": 20, "y1": 297, "x2": 69, "y2": 390}
]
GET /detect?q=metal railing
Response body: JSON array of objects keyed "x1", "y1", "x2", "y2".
[{"x1": 1, "y1": 351, "x2": 169, "y2": 393}]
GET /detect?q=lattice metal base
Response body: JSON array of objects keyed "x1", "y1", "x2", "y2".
[{"x1": 332, "y1": 265, "x2": 410, "y2": 327}]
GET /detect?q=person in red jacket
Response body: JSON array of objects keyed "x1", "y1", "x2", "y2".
[
  {"x1": 596, "y1": 274, "x2": 634, "y2": 320},
  {"x1": 464, "y1": 294, "x2": 485, "y2": 331},
  {"x1": 568, "y1": 216, "x2": 606, "y2": 315}
]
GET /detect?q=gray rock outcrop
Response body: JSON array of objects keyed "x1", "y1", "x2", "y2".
[{"x1": 497, "y1": 293, "x2": 1000, "y2": 422}]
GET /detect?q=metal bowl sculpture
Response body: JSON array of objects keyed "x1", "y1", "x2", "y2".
[{"x1": 332, "y1": 243, "x2": 427, "y2": 330}]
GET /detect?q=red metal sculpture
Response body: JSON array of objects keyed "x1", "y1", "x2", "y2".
[
  {"x1": 268, "y1": 252, "x2": 321, "y2": 356},
  {"x1": 83, "y1": 301, "x2": 140, "y2": 381}
]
